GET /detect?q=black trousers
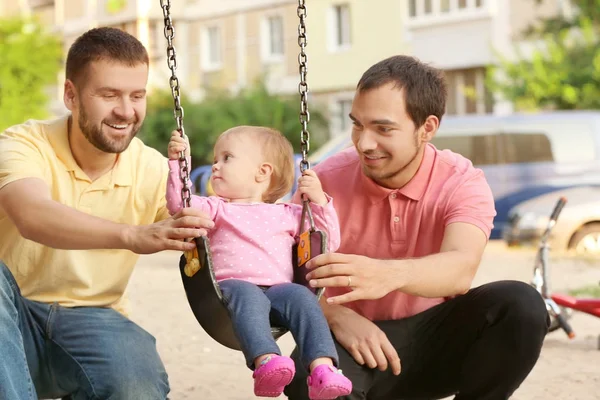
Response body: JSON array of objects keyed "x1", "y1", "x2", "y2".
[{"x1": 284, "y1": 280, "x2": 550, "y2": 400}]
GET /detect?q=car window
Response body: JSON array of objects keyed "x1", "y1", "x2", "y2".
[
  {"x1": 433, "y1": 118, "x2": 598, "y2": 166},
  {"x1": 502, "y1": 119, "x2": 596, "y2": 163},
  {"x1": 431, "y1": 133, "x2": 502, "y2": 166},
  {"x1": 502, "y1": 133, "x2": 553, "y2": 163}
]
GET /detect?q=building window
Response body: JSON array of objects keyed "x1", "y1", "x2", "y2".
[
  {"x1": 440, "y1": 0, "x2": 450, "y2": 13},
  {"x1": 202, "y1": 26, "x2": 222, "y2": 70},
  {"x1": 424, "y1": 0, "x2": 433, "y2": 14},
  {"x1": 268, "y1": 16, "x2": 284, "y2": 56},
  {"x1": 444, "y1": 67, "x2": 493, "y2": 116},
  {"x1": 148, "y1": 20, "x2": 162, "y2": 58},
  {"x1": 409, "y1": 0, "x2": 485, "y2": 18},
  {"x1": 110, "y1": 21, "x2": 137, "y2": 36},
  {"x1": 331, "y1": 4, "x2": 351, "y2": 49},
  {"x1": 261, "y1": 15, "x2": 284, "y2": 62},
  {"x1": 208, "y1": 27, "x2": 221, "y2": 65},
  {"x1": 337, "y1": 99, "x2": 353, "y2": 134},
  {"x1": 409, "y1": 0, "x2": 417, "y2": 17}
]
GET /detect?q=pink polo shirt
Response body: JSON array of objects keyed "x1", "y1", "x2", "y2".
[{"x1": 299, "y1": 143, "x2": 495, "y2": 321}]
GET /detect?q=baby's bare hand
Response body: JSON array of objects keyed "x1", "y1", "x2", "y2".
[
  {"x1": 168, "y1": 130, "x2": 190, "y2": 159},
  {"x1": 297, "y1": 169, "x2": 328, "y2": 206}
]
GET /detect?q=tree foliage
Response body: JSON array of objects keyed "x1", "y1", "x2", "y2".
[
  {"x1": 140, "y1": 79, "x2": 329, "y2": 168},
  {"x1": 0, "y1": 17, "x2": 62, "y2": 130},
  {"x1": 487, "y1": 0, "x2": 600, "y2": 110}
]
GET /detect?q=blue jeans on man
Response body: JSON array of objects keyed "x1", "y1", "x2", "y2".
[{"x1": 0, "y1": 262, "x2": 169, "y2": 400}]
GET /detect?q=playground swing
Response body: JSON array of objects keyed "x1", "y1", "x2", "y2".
[{"x1": 159, "y1": 0, "x2": 326, "y2": 351}]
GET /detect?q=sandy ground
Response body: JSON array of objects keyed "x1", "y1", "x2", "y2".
[{"x1": 126, "y1": 241, "x2": 600, "y2": 400}]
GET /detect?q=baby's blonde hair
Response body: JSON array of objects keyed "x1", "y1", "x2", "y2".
[{"x1": 218, "y1": 126, "x2": 295, "y2": 203}]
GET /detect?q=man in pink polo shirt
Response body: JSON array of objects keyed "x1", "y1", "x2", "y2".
[{"x1": 285, "y1": 55, "x2": 549, "y2": 399}]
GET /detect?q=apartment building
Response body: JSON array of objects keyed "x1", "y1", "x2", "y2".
[
  {"x1": 2, "y1": 0, "x2": 313, "y2": 116},
  {"x1": 404, "y1": 0, "x2": 564, "y2": 116},
  {"x1": 59, "y1": 0, "x2": 408, "y2": 138},
  {"x1": 2, "y1": 0, "x2": 567, "y2": 131},
  {"x1": 179, "y1": 0, "x2": 410, "y2": 137}
]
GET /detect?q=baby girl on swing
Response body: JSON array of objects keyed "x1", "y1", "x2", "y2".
[{"x1": 166, "y1": 126, "x2": 352, "y2": 399}]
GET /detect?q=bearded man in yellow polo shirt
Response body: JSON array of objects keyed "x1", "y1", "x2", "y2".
[{"x1": 0, "y1": 28, "x2": 213, "y2": 400}]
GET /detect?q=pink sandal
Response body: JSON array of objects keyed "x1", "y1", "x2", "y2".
[
  {"x1": 252, "y1": 355, "x2": 296, "y2": 397},
  {"x1": 307, "y1": 364, "x2": 353, "y2": 400}
]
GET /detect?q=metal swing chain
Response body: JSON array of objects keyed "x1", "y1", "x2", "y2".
[
  {"x1": 160, "y1": 0, "x2": 191, "y2": 208},
  {"x1": 297, "y1": 0, "x2": 316, "y2": 233},
  {"x1": 297, "y1": 0, "x2": 310, "y2": 173}
]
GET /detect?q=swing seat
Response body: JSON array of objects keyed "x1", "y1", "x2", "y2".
[{"x1": 178, "y1": 232, "x2": 326, "y2": 351}]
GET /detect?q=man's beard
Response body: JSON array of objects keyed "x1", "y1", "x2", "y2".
[
  {"x1": 362, "y1": 130, "x2": 421, "y2": 184},
  {"x1": 78, "y1": 102, "x2": 140, "y2": 154}
]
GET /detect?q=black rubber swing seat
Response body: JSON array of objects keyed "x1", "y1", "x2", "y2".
[{"x1": 178, "y1": 231, "x2": 326, "y2": 351}]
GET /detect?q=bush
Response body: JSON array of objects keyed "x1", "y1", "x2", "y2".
[
  {"x1": 0, "y1": 17, "x2": 62, "y2": 131},
  {"x1": 140, "y1": 79, "x2": 329, "y2": 169}
]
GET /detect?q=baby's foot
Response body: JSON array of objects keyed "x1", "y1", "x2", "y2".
[
  {"x1": 252, "y1": 355, "x2": 296, "y2": 397},
  {"x1": 307, "y1": 364, "x2": 352, "y2": 400}
]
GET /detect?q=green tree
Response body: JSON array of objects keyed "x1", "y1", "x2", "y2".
[
  {"x1": 487, "y1": 0, "x2": 600, "y2": 111},
  {"x1": 0, "y1": 17, "x2": 62, "y2": 130},
  {"x1": 140, "y1": 79, "x2": 329, "y2": 168}
]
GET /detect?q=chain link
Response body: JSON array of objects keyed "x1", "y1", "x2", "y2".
[
  {"x1": 296, "y1": 0, "x2": 316, "y2": 233},
  {"x1": 160, "y1": 0, "x2": 191, "y2": 208},
  {"x1": 297, "y1": 0, "x2": 310, "y2": 172}
]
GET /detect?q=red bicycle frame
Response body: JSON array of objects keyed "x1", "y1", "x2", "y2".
[
  {"x1": 530, "y1": 197, "x2": 600, "y2": 347},
  {"x1": 552, "y1": 293, "x2": 600, "y2": 318}
]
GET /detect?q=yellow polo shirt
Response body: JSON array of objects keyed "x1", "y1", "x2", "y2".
[{"x1": 0, "y1": 115, "x2": 171, "y2": 314}]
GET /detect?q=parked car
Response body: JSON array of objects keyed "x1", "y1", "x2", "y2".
[
  {"x1": 503, "y1": 186, "x2": 600, "y2": 254},
  {"x1": 431, "y1": 110, "x2": 600, "y2": 238}
]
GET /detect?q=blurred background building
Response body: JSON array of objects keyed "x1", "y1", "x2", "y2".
[{"x1": 0, "y1": 0, "x2": 568, "y2": 136}]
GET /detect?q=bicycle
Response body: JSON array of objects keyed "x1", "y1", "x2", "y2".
[{"x1": 530, "y1": 197, "x2": 600, "y2": 350}]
